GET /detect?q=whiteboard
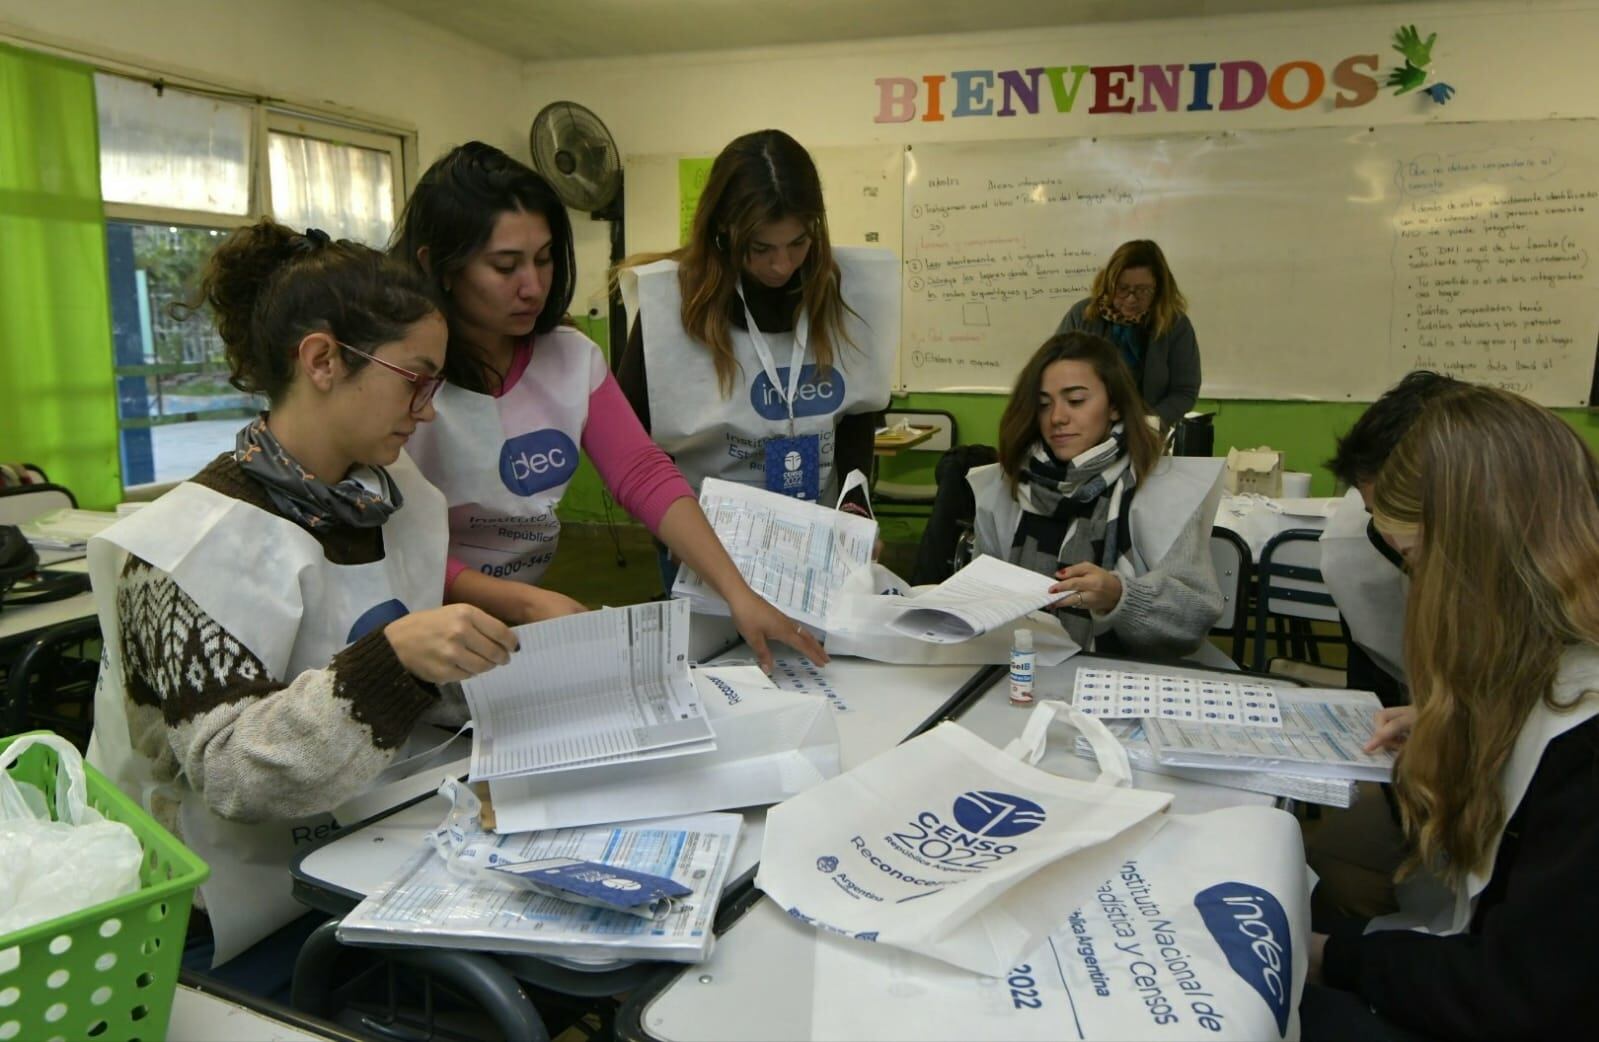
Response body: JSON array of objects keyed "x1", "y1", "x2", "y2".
[{"x1": 900, "y1": 122, "x2": 1599, "y2": 405}]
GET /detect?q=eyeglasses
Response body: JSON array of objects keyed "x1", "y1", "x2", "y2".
[
  {"x1": 1113, "y1": 284, "x2": 1156, "y2": 302},
  {"x1": 337, "y1": 341, "x2": 446, "y2": 415}
]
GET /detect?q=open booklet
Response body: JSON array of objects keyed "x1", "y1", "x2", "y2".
[
  {"x1": 856, "y1": 554, "x2": 1061, "y2": 644},
  {"x1": 672, "y1": 474, "x2": 878, "y2": 631},
  {"x1": 462, "y1": 598, "x2": 714, "y2": 781}
]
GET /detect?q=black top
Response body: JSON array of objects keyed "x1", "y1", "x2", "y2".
[
  {"x1": 1321, "y1": 713, "x2": 1599, "y2": 1040},
  {"x1": 616, "y1": 271, "x2": 878, "y2": 482}
]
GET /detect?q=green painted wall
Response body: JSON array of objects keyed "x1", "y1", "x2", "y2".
[{"x1": 558, "y1": 324, "x2": 1599, "y2": 537}]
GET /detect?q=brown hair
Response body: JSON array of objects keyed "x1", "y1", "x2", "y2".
[
  {"x1": 1373, "y1": 386, "x2": 1599, "y2": 886},
  {"x1": 1088, "y1": 240, "x2": 1188, "y2": 340},
  {"x1": 186, "y1": 220, "x2": 437, "y2": 402},
  {"x1": 617, "y1": 130, "x2": 854, "y2": 396},
  {"x1": 997, "y1": 333, "x2": 1162, "y2": 492}
]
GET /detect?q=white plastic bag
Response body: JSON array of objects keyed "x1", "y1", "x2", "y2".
[
  {"x1": 0, "y1": 734, "x2": 143, "y2": 936},
  {"x1": 757, "y1": 701, "x2": 1172, "y2": 975}
]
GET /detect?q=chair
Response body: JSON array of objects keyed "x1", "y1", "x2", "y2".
[
  {"x1": 1251, "y1": 529, "x2": 1346, "y2": 676},
  {"x1": 0, "y1": 483, "x2": 76, "y2": 526},
  {"x1": 872, "y1": 410, "x2": 957, "y2": 517},
  {"x1": 1208, "y1": 527, "x2": 1251, "y2": 666},
  {"x1": 908, "y1": 443, "x2": 997, "y2": 585},
  {"x1": 5, "y1": 616, "x2": 102, "y2": 751}
]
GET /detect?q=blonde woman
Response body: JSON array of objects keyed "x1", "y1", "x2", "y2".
[
  {"x1": 1057, "y1": 240, "x2": 1198, "y2": 429},
  {"x1": 1304, "y1": 386, "x2": 1599, "y2": 1040}
]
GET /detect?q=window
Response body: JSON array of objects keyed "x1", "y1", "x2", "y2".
[{"x1": 96, "y1": 73, "x2": 410, "y2": 487}]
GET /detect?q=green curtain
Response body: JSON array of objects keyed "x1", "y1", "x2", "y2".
[{"x1": 0, "y1": 43, "x2": 119, "y2": 508}]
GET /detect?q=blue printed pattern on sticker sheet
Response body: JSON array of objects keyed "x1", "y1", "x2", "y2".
[
  {"x1": 764, "y1": 433, "x2": 820, "y2": 501},
  {"x1": 1194, "y1": 882, "x2": 1294, "y2": 1037}
]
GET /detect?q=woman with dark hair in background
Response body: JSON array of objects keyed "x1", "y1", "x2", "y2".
[
  {"x1": 393, "y1": 141, "x2": 823, "y2": 670},
  {"x1": 1057, "y1": 239, "x2": 1200, "y2": 430}
]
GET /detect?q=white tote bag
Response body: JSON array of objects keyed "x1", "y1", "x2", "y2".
[
  {"x1": 806, "y1": 803, "x2": 1310, "y2": 1041},
  {"x1": 757, "y1": 701, "x2": 1171, "y2": 976}
]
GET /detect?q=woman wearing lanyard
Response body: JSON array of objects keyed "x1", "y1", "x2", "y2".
[
  {"x1": 87, "y1": 222, "x2": 517, "y2": 985},
  {"x1": 1304, "y1": 386, "x2": 1599, "y2": 1040},
  {"x1": 616, "y1": 130, "x2": 896, "y2": 519},
  {"x1": 1056, "y1": 240, "x2": 1199, "y2": 431},
  {"x1": 968, "y1": 332, "x2": 1224, "y2": 659},
  {"x1": 394, "y1": 142, "x2": 823, "y2": 670}
]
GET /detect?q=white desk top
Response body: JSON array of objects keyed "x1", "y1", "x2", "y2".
[
  {"x1": 1215, "y1": 494, "x2": 1336, "y2": 560},
  {"x1": 0, "y1": 557, "x2": 95, "y2": 645},
  {"x1": 636, "y1": 653, "x2": 1283, "y2": 1042},
  {"x1": 295, "y1": 653, "x2": 982, "y2": 905}
]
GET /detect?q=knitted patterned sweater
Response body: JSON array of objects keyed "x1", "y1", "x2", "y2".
[{"x1": 114, "y1": 454, "x2": 455, "y2": 829}]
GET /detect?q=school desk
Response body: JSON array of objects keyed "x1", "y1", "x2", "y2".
[
  {"x1": 620, "y1": 652, "x2": 1297, "y2": 1042},
  {"x1": 288, "y1": 655, "x2": 1001, "y2": 1036}
]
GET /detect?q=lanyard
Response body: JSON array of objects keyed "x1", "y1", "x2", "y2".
[{"x1": 736, "y1": 282, "x2": 810, "y2": 438}]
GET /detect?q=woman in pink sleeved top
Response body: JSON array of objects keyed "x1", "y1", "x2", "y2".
[{"x1": 394, "y1": 142, "x2": 823, "y2": 670}]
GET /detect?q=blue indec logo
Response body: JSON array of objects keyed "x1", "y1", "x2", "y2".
[
  {"x1": 816, "y1": 856, "x2": 839, "y2": 874},
  {"x1": 951, "y1": 791, "x2": 1047, "y2": 838},
  {"x1": 347, "y1": 599, "x2": 408, "y2": 643},
  {"x1": 749, "y1": 365, "x2": 845, "y2": 420},
  {"x1": 1195, "y1": 882, "x2": 1294, "y2": 1037},
  {"x1": 499, "y1": 429, "x2": 579, "y2": 496}
]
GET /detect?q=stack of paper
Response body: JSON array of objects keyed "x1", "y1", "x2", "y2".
[
  {"x1": 336, "y1": 813, "x2": 743, "y2": 964},
  {"x1": 1143, "y1": 688, "x2": 1394, "y2": 784},
  {"x1": 1072, "y1": 720, "x2": 1358, "y2": 808},
  {"x1": 19, "y1": 509, "x2": 117, "y2": 550},
  {"x1": 673, "y1": 478, "x2": 876, "y2": 631},
  {"x1": 463, "y1": 599, "x2": 713, "y2": 780}
]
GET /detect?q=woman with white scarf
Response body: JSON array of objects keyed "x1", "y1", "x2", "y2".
[{"x1": 969, "y1": 332, "x2": 1224, "y2": 658}]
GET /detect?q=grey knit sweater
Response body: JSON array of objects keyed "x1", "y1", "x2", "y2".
[{"x1": 970, "y1": 463, "x2": 1223, "y2": 659}]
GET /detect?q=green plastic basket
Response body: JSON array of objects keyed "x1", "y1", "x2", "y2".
[{"x1": 0, "y1": 731, "x2": 209, "y2": 1042}]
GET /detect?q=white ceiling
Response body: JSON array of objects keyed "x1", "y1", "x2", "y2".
[{"x1": 366, "y1": 0, "x2": 1414, "y2": 62}]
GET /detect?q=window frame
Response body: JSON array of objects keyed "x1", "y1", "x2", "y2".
[{"x1": 92, "y1": 73, "x2": 417, "y2": 494}]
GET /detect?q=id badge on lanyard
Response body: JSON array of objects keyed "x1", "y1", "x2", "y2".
[{"x1": 740, "y1": 287, "x2": 821, "y2": 501}]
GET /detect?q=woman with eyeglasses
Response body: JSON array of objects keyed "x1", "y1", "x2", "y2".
[
  {"x1": 1057, "y1": 240, "x2": 1199, "y2": 430},
  {"x1": 88, "y1": 220, "x2": 517, "y2": 988},
  {"x1": 392, "y1": 142, "x2": 825, "y2": 671}
]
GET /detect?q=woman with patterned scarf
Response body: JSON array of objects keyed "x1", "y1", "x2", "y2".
[
  {"x1": 1055, "y1": 240, "x2": 1199, "y2": 431},
  {"x1": 968, "y1": 332, "x2": 1224, "y2": 659},
  {"x1": 87, "y1": 221, "x2": 518, "y2": 990}
]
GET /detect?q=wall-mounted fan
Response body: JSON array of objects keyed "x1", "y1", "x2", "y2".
[{"x1": 531, "y1": 102, "x2": 627, "y2": 379}]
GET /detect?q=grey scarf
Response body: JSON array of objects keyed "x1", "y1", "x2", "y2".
[
  {"x1": 234, "y1": 415, "x2": 402, "y2": 531},
  {"x1": 1007, "y1": 426, "x2": 1137, "y2": 647}
]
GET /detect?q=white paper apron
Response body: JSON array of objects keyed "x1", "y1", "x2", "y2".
[
  {"x1": 1367, "y1": 645, "x2": 1599, "y2": 939},
  {"x1": 1321, "y1": 487, "x2": 1408, "y2": 683},
  {"x1": 757, "y1": 700, "x2": 1171, "y2": 976},
  {"x1": 87, "y1": 451, "x2": 449, "y2": 965},
  {"x1": 623, "y1": 246, "x2": 897, "y2": 499},
  {"x1": 405, "y1": 326, "x2": 602, "y2": 586}
]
